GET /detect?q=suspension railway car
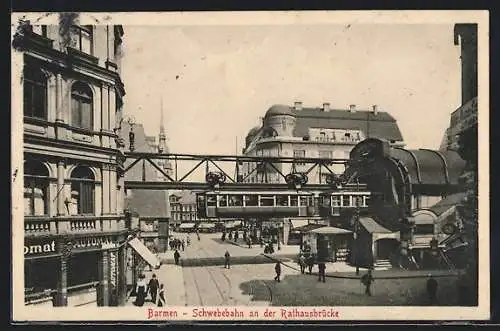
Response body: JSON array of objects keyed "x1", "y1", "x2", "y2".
[
  {"x1": 196, "y1": 190, "x2": 315, "y2": 219},
  {"x1": 319, "y1": 190, "x2": 372, "y2": 217}
]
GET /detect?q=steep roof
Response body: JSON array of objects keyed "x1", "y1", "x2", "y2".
[
  {"x1": 429, "y1": 192, "x2": 467, "y2": 216},
  {"x1": 125, "y1": 190, "x2": 170, "y2": 218},
  {"x1": 170, "y1": 191, "x2": 197, "y2": 205},
  {"x1": 359, "y1": 217, "x2": 393, "y2": 234},
  {"x1": 291, "y1": 107, "x2": 403, "y2": 142},
  {"x1": 265, "y1": 104, "x2": 295, "y2": 118}
]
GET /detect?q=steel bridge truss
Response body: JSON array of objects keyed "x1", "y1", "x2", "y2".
[{"x1": 123, "y1": 152, "x2": 352, "y2": 191}]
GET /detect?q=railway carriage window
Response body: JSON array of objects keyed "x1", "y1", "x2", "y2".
[
  {"x1": 290, "y1": 196, "x2": 298, "y2": 206},
  {"x1": 342, "y1": 195, "x2": 351, "y2": 207},
  {"x1": 299, "y1": 196, "x2": 308, "y2": 206},
  {"x1": 331, "y1": 195, "x2": 341, "y2": 207},
  {"x1": 260, "y1": 195, "x2": 274, "y2": 207},
  {"x1": 218, "y1": 195, "x2": 228, "y2": 207},
  {"x1": 363, "y1": 196, "x2": 370, "y2": 207},
  {"x1": 207, "y1": 195, "x2": 216, "y2": 207},
  {"x1": 229, "y1": 195, "x2": 243, "y2": 206},
  {"x1": 244, "y1": 195, "x2": 258, "y2": 206},
  {"x1": 276, "y1": 195, "x2": 288, "y2": 206}
]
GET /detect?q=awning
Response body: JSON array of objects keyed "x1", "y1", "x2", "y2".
[
  {"x1": 359, "y1": 217, "x2": 392, "y2": 234},
  {"x1": 293, "y1": 223, "x2": 325, "y2": 233},
  {"x1": 179, "y1": 223, "x2": 195, "y2": 229},
  {"x1": 290, "y1": 219, "x2": 309, "y2": 228},
  {"x1": 198, "y1": 223, "x2": 216, "y2": 228},
  {"x1": 308, "y1": 226, "x2": 352, "y2": 235},
  {"x1": 128, "y1": 238, "x2": 161, "y2": 268}
]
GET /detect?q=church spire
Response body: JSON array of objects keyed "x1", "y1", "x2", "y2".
[{"x1": 158, "y1": 97, "x2": 166, "y2": 153}]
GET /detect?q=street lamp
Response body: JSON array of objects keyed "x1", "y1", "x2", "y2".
[
  {"x1": 353, "y1": 197, "x2": 361, "y2": 275},
  {"x1": 126, "y1": 115, "x2": 136, "y2": 152}
]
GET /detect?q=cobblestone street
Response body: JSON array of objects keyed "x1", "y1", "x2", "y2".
[{"x1": 126, "y1": 232, "x2": 463, "y2": 307}]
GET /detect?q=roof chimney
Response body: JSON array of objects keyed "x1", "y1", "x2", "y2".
[
  {"x1": 349, "y1": 104, "x2": 356, "y2": 112},
  {"x1": 322, "y1": 103, "x2": 330, "y2": 112},
  {"x1": 372, "y1": 104, "x2": 378, "y2": 115},
  {"x1": 294, "y1": 101, "x2": 303, "y2": 111}
]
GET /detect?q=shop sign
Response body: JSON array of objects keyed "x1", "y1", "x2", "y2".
[
  {"x1": 24, "y1": 240, "x2": 56, "y2": 256},
  {"x1": 109, "y1": 251, "x2": 117, "y2": 289}
]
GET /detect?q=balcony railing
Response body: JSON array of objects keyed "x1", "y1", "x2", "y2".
[{"x1": 24, "y1": 215, "x2": 127, "y2": 237}]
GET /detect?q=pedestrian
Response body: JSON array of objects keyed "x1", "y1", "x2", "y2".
[
  {"x1": 234, "y1": 231, "x2": 239, "y2": 242},
  {"x1": 426, "y1": 274, "x2": 438, "y2": 305},
  {"x1": 147, "y1": 274, "x2": 159, "y2": 303},
  {"x1": 306, "y1": 255, "x2": 314, "y2": 274},
  {"x1": 274, "y1": 261, "x2": 281, "y2": 282},
  {"x1": 181, "y1": 239, "x2": 185, "y2": 251},
  {"x1": 247, "y1": 237, "x2": 252, "y2": 248},
  {"x1": 134, "y1": 274, "x2": 147, "y2": 306},
  {"x1": 224, "y1": 250, "x2": 231, "y2": 269},
  {"x1": 298, "y1": 254, "x2": 306, "y2": 274},
  {"x1": 318, "y1": 262, "x2": 326, "y2": 282},
  {"x1": 174, "y1": 249, "x2": 181, "y2": 265},
  {"x1": 228, "y1": 231, "x2": 233, "y2": 241},
  {"x1": 361, "y1": 269, "x2": 374, "y2": 296},
  {"x1": 157, "y1": 284, "x2": 166, "y2": 307},
  {"x1": 186, "y1": 235, "x2": 191, "y2": 246},
  {"x1": 169, "y1": 240, "x2": 173, "y2": 251}
]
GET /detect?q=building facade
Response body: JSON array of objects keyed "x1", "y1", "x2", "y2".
[
  {"x1": 15, "y1": 16, "x2": 128, "y2": 306},
  {"x1": 242, "y1": 102, "x2": 405, "y2": 244},
  {"x1": 169, "y1": 191, "x2": 208, "y2": 229}
]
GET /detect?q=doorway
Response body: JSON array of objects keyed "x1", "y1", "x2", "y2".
[{"x1": 375, "y1": 238, "x2": 399, "y2": 260}]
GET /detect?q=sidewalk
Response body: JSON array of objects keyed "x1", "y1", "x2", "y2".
[
  {"x1": 262, "y1": 253, "x2": 462, "y2": 280},
  {"x1": 126, "y1": 251, "x2": 187, "y2": 307}
]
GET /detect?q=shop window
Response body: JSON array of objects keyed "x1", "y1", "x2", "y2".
[
  {"x1": 23, "y1": 66, "x2": 47, "y2": 120},
  {"x1": 70, "y1": 166, "x2": 95, "y2": 215},
  {"x1": 24, "y1": 161, "x2": 49, "y2": 216},
  {"x1": 70, "y1": 25, "x2": 93, "y2": 54},
  {"x1": 71, "y1": 82, "x2": 93, "y2": 130}
]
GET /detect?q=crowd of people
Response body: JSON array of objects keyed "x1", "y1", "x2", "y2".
[{"x1": 129, "y1": 273, "x2": 166, "y2": 307}]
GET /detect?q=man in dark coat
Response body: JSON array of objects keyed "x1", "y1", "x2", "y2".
[
  {"x1": 224, "y1": 250, "x2": 231, "y2": 269},
  {"x1": 274, "y1": 262, "x2": 281, "y2": 282},
  {"x1": 361, "y1": 269, "x2": 374, "y2": 296},
  {"x1": 318, "y1": 262, "x2": 326, "y2": 282},
  {"x1": 147, "y1": 274, "x2": 160, "y2": 303},
  {"x1": 174, "y1": 250, "x2": 181, "y2": 265},
  {"x1": 426, "y1": 274, "x2": 438, "y2": 305}
]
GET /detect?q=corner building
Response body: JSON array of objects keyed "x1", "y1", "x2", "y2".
[
  {"x1": 242, "y1": 102, "x2": 405, "y2": 244},
  {"x1": 15, "y1": 16, "x2": 128, "y2": 306}
]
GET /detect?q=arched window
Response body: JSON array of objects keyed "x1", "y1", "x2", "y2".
[
  {"x1": 71, "y1": 82, "x2": 93, "y2": 130},
  {"x1": 24, "y1": 161, "x2": 49, "y2": 216},
  {"x1": 70, "y1": 166, "x2": 95, "y2": 215},
  {"x1": 23, "y1": 67, "x2": 47, "y2": 119}
]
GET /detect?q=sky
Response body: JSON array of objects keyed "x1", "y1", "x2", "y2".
[{"x1": 120, "y1": 24, "x2": 462, "y2": 155}]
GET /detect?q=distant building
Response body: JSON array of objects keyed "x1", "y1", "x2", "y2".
[
  {"x1": 169, "y1": 191, "x2": 209, "y2": 231},
  {"x1": 121, "y1": 108, "x2": 173, "y2": 253},
  {"x1": 242, "y1": 102, "x2": 405, "y2": 244}
]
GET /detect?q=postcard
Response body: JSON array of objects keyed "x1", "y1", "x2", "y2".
[{"x1": 11, "y1": 10, "x2": 489, "y2": 322}]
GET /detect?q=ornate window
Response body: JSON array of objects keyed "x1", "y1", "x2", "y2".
[
  {"x1": 71, "y1": 82, "x2": 93, "y2": 130},
  {"x1": 70, "y1": 166, "x2": 95, "y2": 215},
  {"x1": 23, "y1": 67, "x2": 47, "y2": 119},
  {"x1": 24, "y1": 161, "x2": 49, "y2": 216},
  {"x1": 70, "y1": 25, "x2": 93, "y2": 54}
]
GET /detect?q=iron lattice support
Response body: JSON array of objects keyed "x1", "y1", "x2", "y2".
[{"x1": 123, "y1": 152, "x2": 348, "y2": 190}]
